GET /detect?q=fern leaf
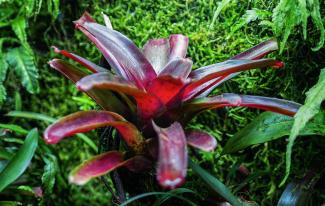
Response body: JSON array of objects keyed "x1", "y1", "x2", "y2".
[
  {"x1": 281, "y1": 68, "x2": 325, "y2": 186},
  {"x1": 6, "y1": 47, "x2": 39, "y2": 94},
  {"x1": 0, "y1": 53, "x2": 8, "y2": 105},
  {"x1": 12, "y1": 17, "x2": 33, "y2": 54},
  {"x1": 273, "y1": 0, "x2": 324, "y2": 52}
]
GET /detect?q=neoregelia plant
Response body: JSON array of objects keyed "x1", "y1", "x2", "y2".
[{"x1": 44, "y1": 12, "x2": 300, "y2": 189}]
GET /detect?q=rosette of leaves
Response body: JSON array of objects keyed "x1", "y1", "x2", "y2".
[{"x1": 44, "y1": 12, "x2": 301, "y2": 189}]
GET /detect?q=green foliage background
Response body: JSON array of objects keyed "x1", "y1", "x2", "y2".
[{"x1": 0, "y1": 0, "x2": 324, "y2": 205}]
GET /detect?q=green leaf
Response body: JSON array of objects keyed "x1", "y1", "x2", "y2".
[
  {"x1": 0, "y1": 128, "x2": 38, "y2": 192},
  {"x1": 7, "y1": 111, "x2": 56, "y2": 123},
  {"x1": 0, "y1": 53, "x2": 8, "y2": 105},
  {"x1": 0, "y1": 123, "x2": 29, "y2": 135},
  {"x1": 0, "y1": 149, "x2": 13, "y2": 160},
  {"x1": 273, "y1": 0, "x2": 324, "y2": 52},
  {"x1": 6, "y1": 47, "x2": 39, "y2": 94},
  {"x1": 281, "y1": 68, "x2": 325, "y2": 186},
  {"x1": 42, "y1": 154, "x2": 58, "y2": 195},
  {"x1": 0, "y1": 201, "x2": 22, "y2": 206},
  {"x1": 223, "y1": 111, "x2": 325, "y2": 154},
  {"x1": 189, "y1": 159, "x2": 243, "y2": 206},
  {"x1": 120, "y1": 188, "x2": 196, "y2": 206},
  {"x1": 11, "y1": 16, "x2": 32, "y2": 53}
]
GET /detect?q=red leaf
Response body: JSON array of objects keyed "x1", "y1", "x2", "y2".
[
  {"x1": 230, "y1": 39, "x2": 278, "y2": 60},
  {"x1": 52, "y1": 46, "x2": 107, "y2": 73},
  {"x1": 183, "y1": 59, "x2": 283, "y2": 100},
  {"x1": 186, "y1": 130, "x2": 217, "y2": 152},
  {"x1": 152, "y1": 121, "x2": 187, "y2": 189},
  {"x1": 123, "y1": 155, "x2": 152, "y2": 172},
  {"x1": 44, "y1": 111, "x2": 143, "y2": 148},
  {"x1": 146, "y1": 76, "x2": 185, "y2": 106},
  {"x1": 48, "y1": 59, "x2": 126, "y2": 114},
  {"x1": 185, "y1": 93, "x2": 301, "y2": 117},
  {"x1": 76, "y1": 72, "x2": 164, "y2": 120},
  {"x1": 76, "y1": 72, "x2": 146, "y2": 96},
  {"x1": 168, "y1": 34, "x2": 189, "y2": 60},
  {"x1": 69, "y1": 151, "x2": 124, "y2": 185},
  {"x1": 188, "y1": 39, "x2": 279, "y2": 99},
  {"x1": 143, "y1": 38, "x2": 170, "y2": 74},
  {"x1": 74, "y1": 12, "x2": 156, "y2": 88},
  {"x1": 69, "y1": 152, "x2": 152, "y2": 185}
]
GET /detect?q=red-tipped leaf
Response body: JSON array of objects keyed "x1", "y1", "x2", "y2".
[
  {"x1": 186, "y1": 130, "x2": 217, "y2": 152},
  {"x1": 230, "y1": 39, "x2": 278, "y2": 60},
  {"x1": 44, "y1": 111, "x2": 143, "y2": 148},
  {"x1": 152, "y1": 121, "x2": 187, "y2": 189},
  {"x1": 52, "y1": 46, "x2": 107, "y2": 73},
  {"x1": 48, "y1": 59, "x2": 126, "y2": 114},
  {"x1": 74, "y1": 12, "x2": 156, "y2": 88},
  {"x1": 183, "y1": 59, "x2": 283, "y2": 100},
  {"x1": 187, "y1": 40, "x2": 279, "y2": 99},
  {"x1": 185, "y1": 93, "x2": 301, "y2": 117},
  {"x1": 189, "y1": 39, "x2": 280, "y2": 99}
]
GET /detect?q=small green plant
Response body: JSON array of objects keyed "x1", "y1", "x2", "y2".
[{"x1": 0, "y1": 0, "x2": 60, "y2": 106}]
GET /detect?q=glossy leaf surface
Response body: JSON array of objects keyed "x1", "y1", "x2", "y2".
[
  {"x1": 0, "y1": 129, "x2": 38, "y2": 192},
  {"x1": 153, "y1": 122, "x2": 187, "y2": 189},
  {"x1": 69, "y1": 151, "x2": 124, "y2": 185},
  {"x1": 44, "y1": 111, "x2": 143, "y2": 147},
  {"x1": 223, "y1": 111, "x2": 325, "y2": 154},
  {"x1": 74, "y1": 12, "x2": 156, "y2": 87},
  {"x1": 186, "y1": 93, "x2": 300, "y2": 117},
  {"x1": 186, "y1": 130, "x2": 217, "y2": 152}
]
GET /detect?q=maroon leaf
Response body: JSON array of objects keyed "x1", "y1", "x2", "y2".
[
  {"x1": 143, "y1": 38, "x2": 169, "y2": 73},
  {"x1": 76, "y1": 72, "x2": 146, "y2": 96},
  {"x1": 168, "y1": 34, "x2": 189, "y2": 60},
  {"x1": 185, "y1": 93, "x2": 301, "y2": 117},
  {"x1": 74, "y1": 12, "x2": 156, "y2": 88},
  {"x1": 48, "y1": 59, "x2": 90, "y2": 82},
  {"x1": 186, "y1": 130, "x2": 217, "y2": 152},
  {"x1": 48, "y1": 59, "x2": 126, "y2": 114},
  {"x1": 52, "y1": 46, "x2": 107, "y2": 73},
  {"x1": 188, "y1": 39, "x2": 280, "y2": 99},
  {"x1": 183, "y1": 59, "x2": 283, "y2": 100},
  {"x1": 69, "y1": 152, "x2": 152, "y2": 185},
  {"x1": 76, "y1": 72, "x2": 164, "y2": 120},
  {"x1": 152, "y1": 121, "x2": 187, "y2": 189},
  {"x1": 44, "y1": 111, "x2": 143, "y2": 148},
  {"x1": 159, "y1": 58, "x2": 193, "y2": 80},
  {"x1": 69, "y1": 151, "x2": 124, "y2": 185},
  {"x1": 230, "y1": 39, "x2": 278, "y2": 60},
  {"x1": 123, "y1": 155, "x2": 152, "y2": 172}
]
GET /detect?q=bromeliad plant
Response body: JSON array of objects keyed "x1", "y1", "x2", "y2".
[{"x1": 44, "y1": 12, "x2": 301, "y2": 189}]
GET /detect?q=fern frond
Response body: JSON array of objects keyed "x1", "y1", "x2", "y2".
[
  {"x1": 273, "y1": 0, "x2": 324, "y2": 52},
  {"x1": 6, "y1": 47, "x2": 39, "y2": 94}
]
